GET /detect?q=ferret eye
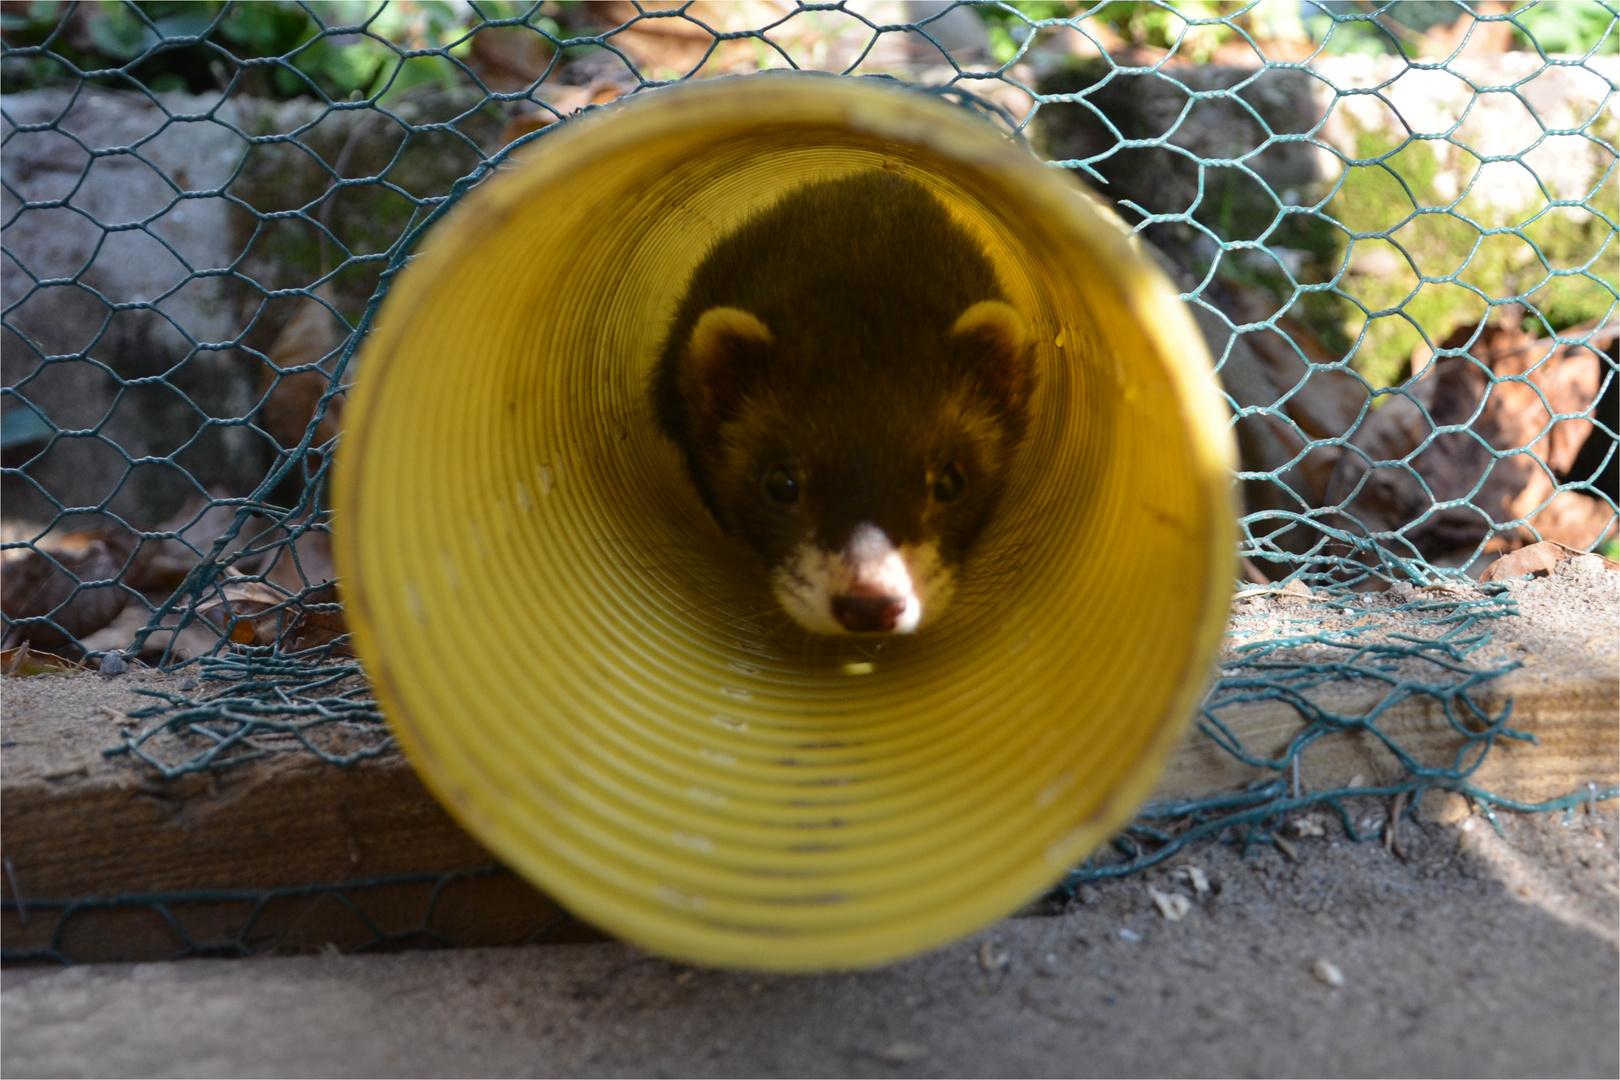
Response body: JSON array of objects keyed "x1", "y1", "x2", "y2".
[
  {"x1": 933, "y1": 463, "x2": 965, "y2": 503},
  {"x1": 764, "y1": 466, "x2": 799, "y2": 505}
]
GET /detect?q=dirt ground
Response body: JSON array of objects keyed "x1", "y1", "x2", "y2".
[{"x1": 4, "y1": 804, "x2": 1616, "y2": 1079}]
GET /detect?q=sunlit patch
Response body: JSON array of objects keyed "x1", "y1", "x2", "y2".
[{"x1": 771, "y1": 524, "x2": 955, "y2": 635}]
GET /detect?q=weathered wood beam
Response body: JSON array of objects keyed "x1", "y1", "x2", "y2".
[{"x1": 5, "y1": 573, "x2": 1614, "y2": 963}]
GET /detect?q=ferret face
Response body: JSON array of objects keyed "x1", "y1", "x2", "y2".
[
  {"x1": 652, "y1": 172, "x2": 1035, "y2": 635},
  {"x1": 668, "y1": 301, "x2": 1032, "y2": 635}
]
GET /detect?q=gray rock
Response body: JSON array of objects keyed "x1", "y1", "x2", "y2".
[
  {"x1": 1033, "y1": 60, "x2": 1327, "y2": 269},
  {"x1": 2, "y1": 89, "x2": 267, "y2": 530},
  {"x1": 2, "y1": 84, "x2": 505, "y2": 540}
]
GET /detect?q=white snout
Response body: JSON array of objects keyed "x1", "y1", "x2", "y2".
[{"x1": 771, "y1": 523, "x2": 953, "y2": 635}]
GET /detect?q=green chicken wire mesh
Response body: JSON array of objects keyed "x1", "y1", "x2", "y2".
[{"x1": 2, "y1": 1, "x2": 1616, "y2": 962}]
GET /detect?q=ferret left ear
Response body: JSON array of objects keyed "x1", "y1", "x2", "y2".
[{"x1": 950, "y1": 300, "x2": 1033, "y2": 414}]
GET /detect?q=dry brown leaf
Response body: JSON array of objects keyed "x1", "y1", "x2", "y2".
[
  {"x1": 600, "y1": 1, "x2": 792, "y2": 40},
  {"x1": 124, "y1": 487, "x2": 270, "y2": 594},
  {"x1": 281, "y1": 581, "x2": 349, "y2": 655},
  {"x1": 1, "y1": 643, "x2": 82, "y2": 677},
  {"x1": 262, "y1": 520, "x2": 336, "y2": 596},
  {"x1": 1, "y1": 528, "x2": 136, "y2": 650},
  {"x1": 197, "y1": 576, "x2": 288, "y2": 645},
  {"x1": 76, "y1": 601, "x2": 221, "y2": 666},
  {"x1": 196, "y1": 575, "x2": 349, "y2": 655},
  {"x1": 1508, "y1": 491, "x2": 1618, "y2": 554},
  {"x1": 1206, "y1": 287, "x2": 1367, "y2": 524},
  {"x1": 257, "y1": 288, "x2": 347, "y2": 455},
  {"x1": 1324, "y1": 317, "x2": 1611, "y2": 564},
  {"x1": 1480, "y1": 539, "x2": 1619, "y2": 581},
  {"x1": 498, "y1": 110, "x2": 556, "y2": 147},
  {"x1": 496, "y1": 81, "x2": 627, "y2": 148},
  {"x1": 1416, "y1": 0, "x2": 1514, "y2": 58},
  {"x1": 192, "y1": 512, "x2": 346, "y2": 654},
  {"x1": 1217, "y1": 280, "x2": 1369, "y2": 444},
  {"x1": 467, "y1": 25, "x2": 555, "y2": 93}
]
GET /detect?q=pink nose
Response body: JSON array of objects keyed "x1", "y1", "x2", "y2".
[{"x1": 833, "y1": 593, "x2": 906, "y2": 633}]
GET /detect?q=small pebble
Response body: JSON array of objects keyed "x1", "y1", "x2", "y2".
[
  {"x1": 178, "y1": 676, "x2": 199, "y2": 691},
  {"x1": 1149, "y1": 887, "x2": 1192, "y2": 921},
  {"x1": 1178, "y1": 865, "x2": 1211, "y2": 897},
  {"x1": 1077, "y1": 885, "x2": 1102, "y2": 906},
  {"x1": 873, "y1": 1042, "x2": 928, "y2": 1065},
  {"x1": 977, "y1": 939, "x2": 1009, "y2": 972},
  {"x1": 1292, "y1": 815, "x2": 1327, "y2": 838},
  {"x1": 1310, "y1": 958, "x2": 1346, "y2": 988},
  {"x1": 1118, "y1": 927, "x2": 1141, "y2": 942},
  {"x1": 98, "y1": 652, "x2": 126, "y2": 677}
]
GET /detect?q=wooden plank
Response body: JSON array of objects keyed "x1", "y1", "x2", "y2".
[
  {"x1": 5, "y1": 573, "x2": 1615, "y2": 963},
  {"x1": 1156, "y1": 568, "x2": 1619, "y2": 804},
  {"x1": 1155, "y1": 662, "x2": 1619, "y2": 805},
  {"x1": 1, "y1": 670, "x2": 601, "y2": 961}
]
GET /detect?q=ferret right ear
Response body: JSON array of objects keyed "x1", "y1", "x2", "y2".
[
  {"x1": 950, "y1": 300, "x2": 1032, "y2": 415},
  {"x1": 678, "y1": 306, "x2": 774, "y2": 427}
]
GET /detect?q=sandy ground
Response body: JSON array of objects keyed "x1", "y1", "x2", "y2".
[{"x1": 4, "y1": 805, "x2": 1616, "y2": 1079}]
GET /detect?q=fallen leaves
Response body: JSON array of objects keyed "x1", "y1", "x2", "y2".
[
  {"x1": 1217, "y1": 289, "x2": 1617, "y2": 578},
  {"x1": 256, "y1": 288, "x2": 348, "y2": 461},
  {"x1": 123, "y1": 488, "x2": 270, "y2": 595},
  {"x1": 3, "y1": 488, "x2": 351, "y2": 664},
  {"x1": 497, "y1": 81, "x2": 628, "y2": 147},
  {"x1": 1479, "y1": 539, "x2": 1620, "y2": 582},
  {"x1": 1323, "y1": 316, "x2": 1616, "y2": 566},
  {"x1": 1, "y1": 527, "x2": 136, "y2": 652},
  {"x1": 466, "y1": 23, "x2": 556, "y2": 93},
  {"x1": 1, "y1": 643, "x2": 84, "y2": 677},
  {"x1": 197, "y1": 573, "x2": 348, "y2": 656},
  {"x1": 1, "y1": 279, "x2": 359, "y2": 664}
]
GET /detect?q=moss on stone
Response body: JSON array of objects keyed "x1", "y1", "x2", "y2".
[{"x1": 1324, "y1": 124, "x2": 1618, "y2": 389}]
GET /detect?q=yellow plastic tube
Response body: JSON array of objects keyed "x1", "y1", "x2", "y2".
[{"x1": 334, "y1": 73, "x2": 1235, "y2": 971}]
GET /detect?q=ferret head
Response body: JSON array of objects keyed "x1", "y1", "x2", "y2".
[{"x1": 668, "y1": 299, "x2": 1034, "y2": 635}]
